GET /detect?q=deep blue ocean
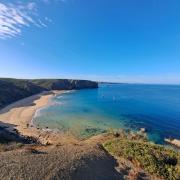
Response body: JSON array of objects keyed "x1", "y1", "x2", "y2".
[{"x1": 34, "y1": 84, "x2": 180, "y2": 144}]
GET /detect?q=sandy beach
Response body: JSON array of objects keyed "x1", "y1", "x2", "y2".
[{"x1": 0, "y1": 90, "x2": 78, "y2": 145}]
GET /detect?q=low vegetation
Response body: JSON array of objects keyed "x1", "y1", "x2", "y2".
[
  {"x1": 103, "y1": 135, "x2": 180, "y2": 179},
  {"x1": 0, "y1": 142, "x2": 24, "y2": 152}
]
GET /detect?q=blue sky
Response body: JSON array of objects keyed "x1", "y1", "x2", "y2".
[{"x1": 0, "y1": 0, "x2": 180, "y2": 84}]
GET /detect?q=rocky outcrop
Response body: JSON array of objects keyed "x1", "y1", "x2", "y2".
[
  {"x1": 165, "y1": 138, "x2": 180, "y2": 148},
  {"x1": 0, "y1": 78, "x2": 98, "y2": 109}
]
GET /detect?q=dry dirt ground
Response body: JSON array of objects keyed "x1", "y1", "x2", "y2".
[{"x1": 0, "y1": 143, "x2": 122, "y2": 180}]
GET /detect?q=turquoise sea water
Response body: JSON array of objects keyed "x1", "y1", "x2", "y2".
[{"x1": 33, "y1": 84, "x2": 180, "y2": 144}]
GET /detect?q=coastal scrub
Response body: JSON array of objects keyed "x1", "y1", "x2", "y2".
[{"x1": 103, "y1": 139, "x2": 180, "y2": 179}]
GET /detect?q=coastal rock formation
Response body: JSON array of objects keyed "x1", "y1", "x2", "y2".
[
  {"x1": 165, "y1": 138, "x2": 180, "y2": 148},
  {"x1": 140, "y1": 128, "x2": 146, "y2": 133},
  {"x1": 32, "y1": 79, "x2": 98, "y2": 90},
  {"x1": 0, "y1": 79, "x2": 44, "y2": 109},
  {"x1": 0, "y1": 78, "x2": 98, "y2": 109}
]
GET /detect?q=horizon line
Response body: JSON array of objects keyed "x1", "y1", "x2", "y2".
[{"x1": 0, "y1": 76, "x2": 180, "y2": 86}]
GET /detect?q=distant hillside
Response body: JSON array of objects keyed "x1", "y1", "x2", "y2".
[{"x1": 0, "y1": 78, "x2": 98, "y2": 109}]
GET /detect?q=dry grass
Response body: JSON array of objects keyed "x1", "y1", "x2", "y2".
[{"x1": 0, "y1": 142, "x2": 23, "y2": 152}]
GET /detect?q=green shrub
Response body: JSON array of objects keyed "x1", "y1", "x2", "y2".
[{"x1": 103, "y1": 139, "x2": 180, "y2": 179}]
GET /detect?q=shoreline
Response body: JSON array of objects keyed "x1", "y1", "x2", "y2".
[
  {"x1": 0, "y1": 90, "x2": 78, "y2": 145},
  {"x1": 30, "y1": 90, "x2": 77, "y2": 130},
  {"x1": 0, "y1": 90, "x2": 180, "y2": 148}
]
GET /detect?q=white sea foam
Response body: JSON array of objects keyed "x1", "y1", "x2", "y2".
[{"x1": 31, "y1": 90, "x2": 73, "y2": 127}]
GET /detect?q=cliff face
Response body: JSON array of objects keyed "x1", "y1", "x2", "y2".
[
  {"x1": 0, "y1": 78, "x2": 98, "y2": 109},
  {"x1": 51, "y1": 79, "x2": 98, "y2": 90},
  {"x1": 32, "y1": 79, "x2": 98, "y2": 90},
  {"x1": 0, "y1": 79, "x2": 45, "y2": 109}
]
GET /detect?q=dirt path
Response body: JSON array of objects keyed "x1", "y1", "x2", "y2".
[{"x1": 0, "y1": 142, "x2": 124, "y2": 180}]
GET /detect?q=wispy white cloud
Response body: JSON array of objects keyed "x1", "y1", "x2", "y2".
[
  {"x1": 27, "y1": 2, "x2": 37, "y2": 10},
  {"x1": 45, "y1": 16, "x2": 52, "y2": 23},
  {"x1": 41, "y1": 0, "x2": 66, "y2": 4},
  {"x1": 0, "y1": 2, "x2": 47, "y2": 39}
]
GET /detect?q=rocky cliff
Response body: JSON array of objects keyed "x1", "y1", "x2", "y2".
[
  {"x1": 31, "y1": 79, "x2": 98, "y2": 90},
  {"x1": 0, "y1": 78, "x2": 98, "y2": 109}
]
